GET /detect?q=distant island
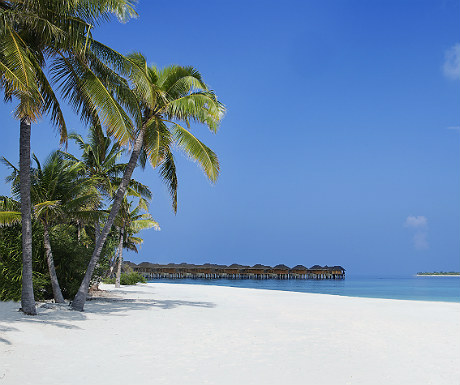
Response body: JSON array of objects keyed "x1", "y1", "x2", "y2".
[{"x1": 417, "y1": 272, "x2": 460, "y2": 276}]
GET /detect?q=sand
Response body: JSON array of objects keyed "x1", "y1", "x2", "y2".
[{"x1": 1, "y1": 283, "x2": 459, "y2": 385}]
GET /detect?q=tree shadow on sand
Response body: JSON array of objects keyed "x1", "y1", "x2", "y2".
[
  {"x1": 85, "y1": 297, "x2": 216, "y2": 313},
  {"x1": 0, "y1": 297, "x2": 216, "y2": 345}
]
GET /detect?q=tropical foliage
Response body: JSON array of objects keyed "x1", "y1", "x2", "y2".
[
  {"x1": 0, "y1": 146, "x2": 155, "y2": 302},
  {"x1": 112, "y1": 197, "x2": 159, "y2": 287},
  {"x1": 103, "y1": 272, "x2": 146, "y2": 286},
  {"x1": 0, "y1": 0, "x2": 138, "y2": 315},
  {"x1": 0, "y1": 1, "x2": 224, "y2": 313},
  {"x1": 71, "y1": 57, "x2": 225, "y2": 311},
  {"x1": 1, "y1": 152, "x2": 100, "y2": 302}
]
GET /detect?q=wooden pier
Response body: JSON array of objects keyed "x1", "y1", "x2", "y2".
[{"x1": 126, "y1": 262, "x2": 345, "y2": 280}]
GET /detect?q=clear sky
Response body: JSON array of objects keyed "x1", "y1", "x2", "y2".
[{"x1": 1, "y1": 0, "x2": 459, "y2": 275}]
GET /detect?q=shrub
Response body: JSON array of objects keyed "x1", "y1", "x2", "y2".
[
  {"x1": 0, "y1": 222, "x2": 119, "y2": 301},
  {"x1": 102, "y1": 272, "x2": 146, "y2": 285},
  {"x1": 0, "y1": 223, "x2": 49, "y2": 301}
]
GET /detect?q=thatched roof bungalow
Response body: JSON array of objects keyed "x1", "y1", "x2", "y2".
[{"x1": 129, "y1": 261, "x2": 345, "y2": 280}]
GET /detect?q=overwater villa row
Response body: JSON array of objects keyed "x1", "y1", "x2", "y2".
[{"x1": 126, "y1": 262, "x2": 346, "y2": 280}]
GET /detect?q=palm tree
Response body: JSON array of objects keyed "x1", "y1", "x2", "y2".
[
  {"x1": 62, "y1": 125, "x2": 152, "y2": 241},
  {"x1": 0, "y1": 0, "x2": 137, "y2": 314},
  {"x1": 72, "y1": 57, "x2": 225, "y2": 310},
  {"x1": 0, "y1": 196, "x2": 21, "y2": 227},
  {"x1": 63, "y1": 125, "x2": 152, "y2": 289},
  {"x1": 113, "y1": 197, "x2": 159, "y2": 287},
  {"x1": 1, "y1": 152, "x2": 99, "y2": 302}
]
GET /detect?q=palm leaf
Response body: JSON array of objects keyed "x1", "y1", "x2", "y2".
[
  {"x1": 172, "y1": 123, "x2": 219, "y2": 182},
  {"x1": 0, "y1": 211, "x2": 22, "y2": 227},
  {"x1": 158, "y1": 147, "x2": 178, "y2": 213}
]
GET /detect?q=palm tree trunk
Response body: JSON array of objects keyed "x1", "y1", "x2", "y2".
[
  {"x1": 43, "y1": 221, "x2": 65, "y2": 303},
  {"x1": 71, "y1": 127, "x2": 146, "y2": 311},
  {"x1": 106, "y1": 230, "x2": 121, "y2": 278},
  {"x1": 115, "y1": 227, "x2": 124, "y2": 288},
  {"x1": 19, "y1": 118, "x2": 36, "y2": 315},
  {"x1": 95, "y1": 220, "x2": 100, "y2": 243},
  {"x1": 103, "y1": 252, "x2": 117, "y2": 278}
]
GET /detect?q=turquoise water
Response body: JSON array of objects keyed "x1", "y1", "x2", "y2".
[{"x1": 147, "y1": 275, "x2": 460, "y2": 303}]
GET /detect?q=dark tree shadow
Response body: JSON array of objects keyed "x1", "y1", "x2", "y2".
[
  {"x1": 0, "y1": 296, "x2": 216, "y2": 346},
  {"x1": 84, "y1": 297, "x2": 216, "y2": 313}
]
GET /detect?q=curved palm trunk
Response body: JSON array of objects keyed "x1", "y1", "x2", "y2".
[
  {"x1": 115, "y1": 227, "x2": 124, "y2": 288},
  {"x1": 71, "y1": 127, "x2": 146, "y2": 311},
  {"x1": 19, "y1": 118, "x2": 36, "y2": 315},
  {"x1": 95, "y1": 220, "x2": 100, "y2": 243},
  {"x1": 103, "y1": 252, "x2": 117, "y2": 278},
  {"x1": 43, "y1": 221, "x2": 65, "y2": 303},
  {"x1": 106, "y1": 229, "x2": 121, "y2": 278}
]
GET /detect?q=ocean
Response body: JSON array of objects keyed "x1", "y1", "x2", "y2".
[{"x1": 147, "y1": 275, "x2": 460, "y2": 303}]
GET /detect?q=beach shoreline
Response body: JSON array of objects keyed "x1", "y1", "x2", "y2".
[{"x1": 1, "y1": 283, "x2": 459, "y2": 385}]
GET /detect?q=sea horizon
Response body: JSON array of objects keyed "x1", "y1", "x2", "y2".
[{"x1": 146, "y1": 274, "x2": 460, "y2": 303}]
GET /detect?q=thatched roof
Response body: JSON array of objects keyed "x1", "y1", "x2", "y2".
[
  {"x1": 132, "y1": 261, "x2": 345, "y2": 273},
  {"x1": 251, "y1": 264, "x2": 271, "y2": 269},
  {"x1": 291, "y1": 264, "x2": 307, "y2": 271},
  {"x1": 137, "y1": 262, "x2": 159, "y2": 268},
  {"x1": 123, "y1": 261, "x2": 137, "y2": 267},
  {"x1": 273, "y1": 264, "x2": 289, "y2": 270},
  {"x1": 177, "y1": 263, "x2": 196, "y2": 268},
  {"x1": 228, "y1": 263, "x2": 248, "y2": 268}
]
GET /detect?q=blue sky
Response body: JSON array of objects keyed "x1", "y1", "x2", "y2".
[{"x1": 1, "y1": 0, "x2": 459, "y2": 275}]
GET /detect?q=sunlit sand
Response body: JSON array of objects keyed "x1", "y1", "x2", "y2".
[{"x1": 1, "y1": 283, "x2": 459, "y2": 385}]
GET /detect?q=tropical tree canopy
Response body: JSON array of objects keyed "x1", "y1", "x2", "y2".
[
  {"x1": 0, "y1": 0, "x2": 138, "y2": 139},
  {"x1": 126, "y1": 54, "x2": 226, "y2": 211}
]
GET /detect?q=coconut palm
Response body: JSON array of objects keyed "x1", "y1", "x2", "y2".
[
  {"x1": 71, "y1": 57, "x2": 225, "y2": 310},
  {"x1": 1, "y1": 152, "x2": 99, "y2": 302},
  {"x1": 0, "y1": 0, "x2": 137, "y2": 314},
  {"x1": 112, "y1": 197, "x2": 159, "y2": 287},
  {"x1": 0, "y1": 196, "x2": 21, "y2": 227},
  {"x1": 62, "y1": 125, "x2": 152, "y2": 240}
]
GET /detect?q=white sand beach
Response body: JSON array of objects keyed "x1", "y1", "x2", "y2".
[{"x1": 1, "y1": 283, "x2": 459, "y2": 385}]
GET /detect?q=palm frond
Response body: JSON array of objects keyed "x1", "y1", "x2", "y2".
[
  {"x1": 33, "y1": 199, "x2": 61, "y2": 219},
  {"x1": 165, "y1": 92, "x2": 225, "y2": 133},
  {"x1": 158, "y1": 147, "x2": 178, "y2": 213},
  {"x1": 172, "y1": 123, "x2": 219, "y2": 182},
  {"x1": 0, "y1": 211, "x2": 22, "y2": 227}
]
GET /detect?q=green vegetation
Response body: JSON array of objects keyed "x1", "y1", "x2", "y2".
[
  {"x1": 112, "y1": 198, "x2": 159, "y2": 288},
  {"x1": 102, "y1": 272, "x2": 146, "y2": 286},
  {"x1": 0, "y1": 220, "x2": 117, "y2": 301},
  {"x1": 71, "y1": 56, "x2": 225, "y2": 311},
  {"x1": 417, "y1": 272, "x2": 460, "y2": 276},
  {"x1": 0, "y1": 0, "x2": 139, "y2": 315},
  {"x1": 0, "y1": 1, "x2": 224, "y2": 312},
  {"x1": 0, "y1": 134, "x2": 153, "y2": 302}
]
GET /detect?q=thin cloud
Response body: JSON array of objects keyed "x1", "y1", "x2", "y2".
[
  {"x1": 405, "y1": 215, "x2": 429, "y2": 250},
  {"x1": 405, "y1": 215, "x2": 427, "y2": 228},
  {"x1": 443, "y1": 43, "x2": 460, "y2": 80},
  {"x1": 447, "y1": 126, "x2": 460, "y2": 131}
]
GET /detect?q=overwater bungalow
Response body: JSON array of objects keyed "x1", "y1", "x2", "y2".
[
  {"x1": 128, "y1": 262, "x2": 345, "y2": 280},
  {"x1": 290, "y1": 265, "x2": 309, "y2": 279},
  {"x1": 273, "y1": 264, "x2": 290, "y2": 279}
]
